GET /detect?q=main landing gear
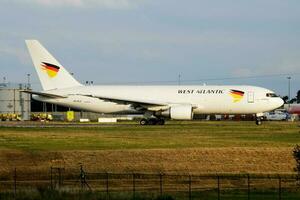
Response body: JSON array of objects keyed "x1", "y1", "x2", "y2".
[{"x1": 139, "y1": 118, "x2": 165, "y2": 125}]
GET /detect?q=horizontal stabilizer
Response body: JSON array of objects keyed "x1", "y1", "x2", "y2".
[{"x1": 21, "y1": 90, "x2": 67, "y2": 98}]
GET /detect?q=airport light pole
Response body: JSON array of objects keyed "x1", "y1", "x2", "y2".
[
  {"x1": 27, "y1": 73, "x2": 31, "y2": 89},
  {"x1": 178, "y1": 74, "x2": 181, "y2": 85},
  {"x1": 287, "y1": 76, "x2": 291, "y2": 108},
  {"x1": 26, "y1": 73, "x2": 31, "y2": 120}
]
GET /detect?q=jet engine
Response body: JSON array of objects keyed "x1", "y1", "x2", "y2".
[{"x1": 158, "y1": 104, "x2": 194, "y2": 120}]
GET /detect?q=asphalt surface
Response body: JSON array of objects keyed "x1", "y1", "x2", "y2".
[{"x1": 0, "y1": 121, "x2": 133, "y2": 128}]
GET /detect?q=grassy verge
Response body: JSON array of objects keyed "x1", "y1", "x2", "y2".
[
  {"x1": 1, "y1": 189, "x2": 300, "y2": 200},
  {"x1": 0, "y1": 121, "x2": 299, "y2": 151},
  {"x1": 0, "y1": 121, "x2": 298, "y2": 174}
]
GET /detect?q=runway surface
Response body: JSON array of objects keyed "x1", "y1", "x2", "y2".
[{"x1": 0, "y1": 121, "x2": 132, "y2": 128}]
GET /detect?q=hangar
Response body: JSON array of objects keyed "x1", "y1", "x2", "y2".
[{"x1": 0, "y1": 83, "x2": 31, "y2": 120}]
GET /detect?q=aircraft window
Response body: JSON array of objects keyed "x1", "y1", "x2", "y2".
[{"x1": 266, "y1": 93, "x2": 278, "y2": 97}]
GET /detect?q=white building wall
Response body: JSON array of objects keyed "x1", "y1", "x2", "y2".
[{"x1": 0, "y1": 88, "x2": 31, "y2": 120}]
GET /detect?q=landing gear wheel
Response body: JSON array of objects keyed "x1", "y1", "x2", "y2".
[
  {"x1": 148, "y1": 118, "x2": 158, "y2": 125},
  {"x1": 255, "y1": 119, "x2": 262, "y2": 125},
  {"x1": 140, "y1": 118, "x2": 148, "y2": 125},
  {"x1": 157, "y1": 118, "x2": 165, "y2": 125}
]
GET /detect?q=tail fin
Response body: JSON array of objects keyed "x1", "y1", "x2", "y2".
[{"x1": 25, "y1": 40, "x2": 82, "y2": 91}]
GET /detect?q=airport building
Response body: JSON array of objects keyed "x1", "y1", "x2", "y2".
[
  {"x1": 0, "y1": 83, "x2": 66, "y2": 121},
  {"x1": 0, "y1": 83, "x2": 31, "y2": 120}
]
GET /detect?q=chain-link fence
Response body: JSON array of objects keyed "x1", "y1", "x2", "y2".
[{"x1": 0, "y1": 167, "x2": 300, "y2": 200}]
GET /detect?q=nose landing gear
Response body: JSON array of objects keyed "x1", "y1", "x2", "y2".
[
  {"x1": 255, "y1": 113, "x2": 264, "y2": 125},
  {"x1": 255, "y1": 118, "x2": 262, "y2": 125}
]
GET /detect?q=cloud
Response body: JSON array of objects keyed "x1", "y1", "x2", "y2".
[
  {"x1": 0, "y1": 46, "x2": 30, "y2": 65},
  {"x1": 33, "y1": 0, "x2": 83, "y2": 7},
  {"x1": 14, "y1": 0, "x2": 142, "y2": 9},
  {"x1": 232, "y1": 56, "x2": 300, "y2": 77},
  {"x1": 231, "y1": 68, "x2": 254, "y2": 77}
]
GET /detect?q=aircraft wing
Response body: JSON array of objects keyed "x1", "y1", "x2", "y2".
[
  {"x1": 21, "y1": 90, "x2": 67, "y2": 98},
  {"x1": 79, "y1": 94, "x2": 170, "y2": 111}
]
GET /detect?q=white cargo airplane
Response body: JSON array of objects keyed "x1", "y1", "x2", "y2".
[{"x1": 23, "y1": 40, "x2": 284, "y2": 125}]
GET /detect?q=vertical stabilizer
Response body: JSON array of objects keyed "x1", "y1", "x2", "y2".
[{"x1": 25, "y1": 40, "x2": 82, "y2": 91}]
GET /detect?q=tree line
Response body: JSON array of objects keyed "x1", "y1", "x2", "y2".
[{"x1": 282, "y1": 90, "x2": 300, "y2": 104}]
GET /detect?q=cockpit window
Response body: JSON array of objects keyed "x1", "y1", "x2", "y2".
[{"x1": 266, "y1": 93, "x2": 278, "y2": 97}]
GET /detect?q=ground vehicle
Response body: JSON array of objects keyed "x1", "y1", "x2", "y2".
[{"x1": 264, "y1": 110, "x2": 288, "y2": 121}]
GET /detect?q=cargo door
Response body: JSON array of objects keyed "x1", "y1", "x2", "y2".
[{"x1": 248, "y1": 91, "x2": 254, "y2": 103}]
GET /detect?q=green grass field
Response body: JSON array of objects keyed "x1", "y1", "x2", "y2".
[
  {"x1": 0, "y1": 121, "x2": 299, "y2": 199},
  {"x1": 0, "y1": 121, "x2": 299, "y2": 151},
  {"x1": 1, "y1": 189, "x2": 300, "y2": 200},
  {"x1": 0, "y1": 121, "x2": 298, "y2": 174}
]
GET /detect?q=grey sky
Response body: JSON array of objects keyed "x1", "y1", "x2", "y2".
[{"x1": 1, "y1": 0, "x2": 300, "y2": 97}]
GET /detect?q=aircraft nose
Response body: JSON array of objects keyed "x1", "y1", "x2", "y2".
[{"x1": 276, "y1": 98, "x2": 284, "y2": 108}]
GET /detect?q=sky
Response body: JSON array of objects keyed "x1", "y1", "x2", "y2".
[{"x1": 1, "y1": 0, "x2": 300, "y2": 97}]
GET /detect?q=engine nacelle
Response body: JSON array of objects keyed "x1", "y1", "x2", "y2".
[{"x1": 158, "y1": 105, "x2": 194, "y2": 120}]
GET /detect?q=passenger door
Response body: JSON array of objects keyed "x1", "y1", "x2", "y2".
[{"x1": 247, "y1": 91, "x2": 254, "y2": 103}]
